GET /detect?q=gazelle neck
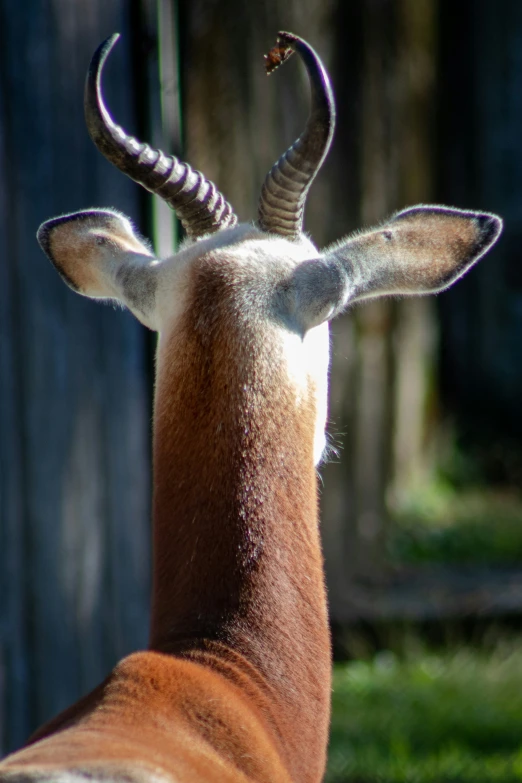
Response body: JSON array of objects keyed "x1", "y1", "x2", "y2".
[{"x1": 148, "y1": 281, "x2": 331, "y2": 779}]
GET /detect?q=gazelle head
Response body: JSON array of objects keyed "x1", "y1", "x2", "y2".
[{"x1": 37, "y1": 32, "x2": 502, "y2": 467}]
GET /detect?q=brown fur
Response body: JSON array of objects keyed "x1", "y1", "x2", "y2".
[{"x1": 0, "y1": 252, "x2": 331, "y2": 782}]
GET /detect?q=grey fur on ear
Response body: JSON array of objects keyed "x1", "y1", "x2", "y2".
[
  {"x1": 283, "y1": 258, "x2": 347, "y2": 333},
  {"x1": 322, "y1": 205, "x2": 503, "y2": 306},
  {"x1": 282, "y1": 206, "x2": 502, "y2": 333}
]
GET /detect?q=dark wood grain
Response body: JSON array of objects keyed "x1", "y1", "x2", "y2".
[
  {"x1": 439, "y1": 1, "x2": 522, "y2": 461},
  {"x1": 0, "y1": 0, "x2": 152, "y2": 753}
]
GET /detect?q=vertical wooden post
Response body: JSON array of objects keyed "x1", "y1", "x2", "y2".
[
  {"x1": 0, "y1": 32, "x2": 29, "y2": 744},
  {"x1": 391, "y1": 0, "x2": 438, "y2": 499},
  {"x1": 139, "y1": 0, "x2": 180, "y2": 259},
  {"x1": 0, "y1": 0, "x2": 151, "y2": 751},
  {"x1": 439, "y1": 0, "x2": 522, "y2": 464},
  {"x1": 322, "y1": 0, "x2": 439, "y2": 603}
]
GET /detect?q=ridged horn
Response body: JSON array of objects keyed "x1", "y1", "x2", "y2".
[
  {"x1": 85, "y1": 34, "x2": 238, "y2": 240},
  {"x1": 258, "y1": 32, "x2": 336, "y2": 239}
]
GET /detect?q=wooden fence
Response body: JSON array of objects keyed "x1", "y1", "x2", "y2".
[
  {"x1": 0, "y1": 0, "x2": 154, "y2": 753},
  {"x1": 1, "y1": 0, "x2": 520, "y2": 757}
]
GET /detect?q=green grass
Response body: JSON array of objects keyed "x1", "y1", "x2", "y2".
[
  {"x1": 327, "y1": 648, "x2": 522, "y2": 782},
  {"x1": 389, "y1": 485, "x2": 522, "y2": 565}
]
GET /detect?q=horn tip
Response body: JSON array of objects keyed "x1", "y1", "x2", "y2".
[
  {"x1": 103, "y1": 32, "x2": 121, "y2": 47},
  {"x1": 87, "y1": 33, "x2": 121, "y2": 101},
  {"x1": 277, "y1": 31, "x2": 298, "y2": 43},
  {"x1": 100, "y1": 32, "x2": 121, "y2": 59},
  {"x1": 91, "y1": 33, "x2": 121, "y2": 74}
]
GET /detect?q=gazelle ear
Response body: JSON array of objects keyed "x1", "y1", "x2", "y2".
[
  {"x1": 37, "y1": 209, "x2": 159, "y2": 329},
  {"x1": 284, "y1": 205, "x2": 502, "y2": 332},
  {"x1": 324, "y1": 205, "x2": 503, "y2": 305}
]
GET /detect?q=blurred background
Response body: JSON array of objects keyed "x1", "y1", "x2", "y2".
[{"x1": 1, "y1": 0, "x2": 521, "y2": 780}]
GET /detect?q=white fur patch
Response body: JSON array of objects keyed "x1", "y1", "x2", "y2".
[
  {"x1": 149, "y1": 224, "x2": 331, "y2": 464},
  {"x1": 280, "y1": 323, "x2": 330, "y2": 465}
]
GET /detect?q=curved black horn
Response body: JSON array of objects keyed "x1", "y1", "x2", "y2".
[
  {"x1": 85, "y1": 34, "x2": 238, "y2": 239},
  {"x1": 258, "y1": 32, "x2": 336, "y2": 239}
]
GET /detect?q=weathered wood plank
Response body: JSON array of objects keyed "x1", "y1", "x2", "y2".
[
  {"x1": 0, "y1": 2, "x2": 30, "y2": 749},
  {"x1": 439, "y1": 0, "x2": 522, "y2": 455},
  {"x1": 323, "y1": 0, "x2": 439, "y2": 590},
  {"x1": 0, "y1": 0, "x2": 152, "y2": 751}
]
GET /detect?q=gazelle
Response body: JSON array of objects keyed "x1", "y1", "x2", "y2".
[{"x1": 0, "y1": 30, "x2": 501, "y2": 783}]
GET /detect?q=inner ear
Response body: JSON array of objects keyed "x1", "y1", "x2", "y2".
[
  {"x1": 37, "y1": 209, "x2": 159, "y2": 329},
  {"x1": 382, "y1": 206, "x2": 503, "y2": 294},
  {"x1": 390, "y1": 205, "x2": 502, "y2": 278}
]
